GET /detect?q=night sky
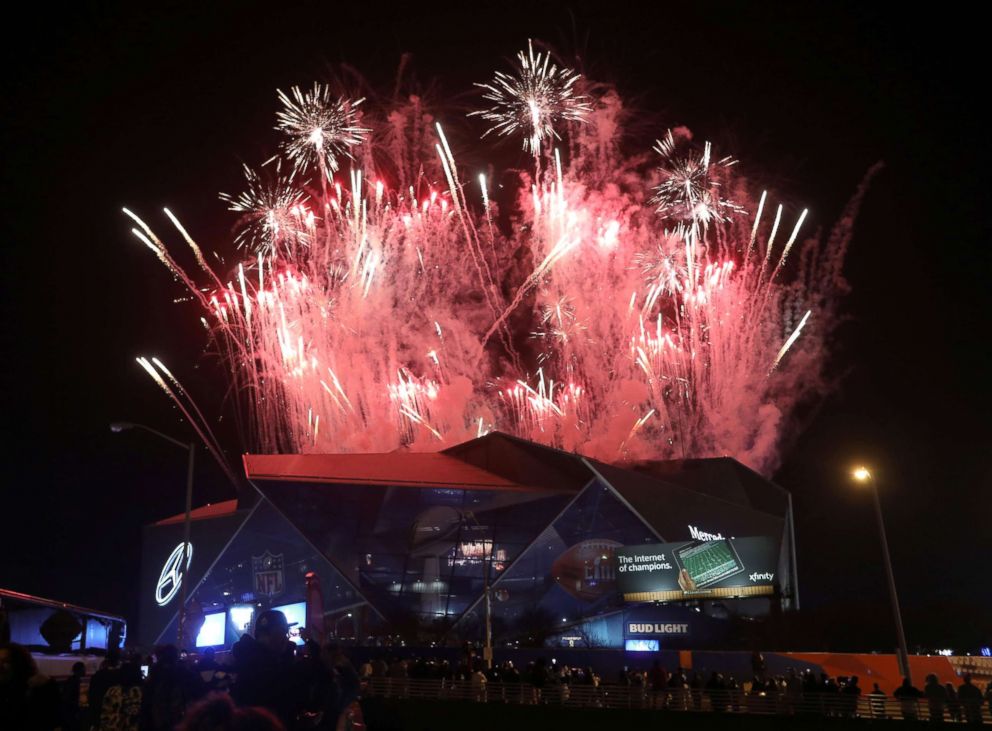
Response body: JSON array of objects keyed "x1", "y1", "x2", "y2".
[{"x1": 2, "y1": 2, "x2": 988, "y2": 651}]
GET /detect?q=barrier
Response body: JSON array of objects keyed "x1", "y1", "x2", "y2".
[{"x1": 362, "y1": 677, "x2": 992, "y2": 723}]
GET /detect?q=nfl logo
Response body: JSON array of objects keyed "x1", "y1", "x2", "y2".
[{"x1": 252, "y1": 551, "x2": 285, "y2": 598}]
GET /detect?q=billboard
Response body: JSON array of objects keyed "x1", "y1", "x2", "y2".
[{"x1": 616, "y1": 536, "x2": 778, "y2": 602}]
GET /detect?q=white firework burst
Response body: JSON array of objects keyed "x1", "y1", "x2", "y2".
[
  {"x1": 471, "y1": 39, "x2": 592, "y2": 155},
  {"x1": 275, "y1": 83, "x2": 370, "y2": 176},
  {"x1": 220, "y1": 162, "x2": 309, "y2": 253},
  {"x1": 651, "y1": 129, "x2": 744, "y2": 227}
]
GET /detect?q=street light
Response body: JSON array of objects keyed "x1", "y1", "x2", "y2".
[
  {"x1": 852, "y1": 465, "x2": 911, "y2": 682},
  {"x1": 459, "y1": 510, "x2": 493, "y2": 669},
  {"x1": 334, "y1": 612, "x2": 353, "y2": 639},
  {"x1": 112, "y1": 421, "x2": 195, "y2": 647}
]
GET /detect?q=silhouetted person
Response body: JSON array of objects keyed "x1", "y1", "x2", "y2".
[
  {"x1": 141, "y1": 644, "x2": 206, "y2": 730},
  {"x1": 945, "y1": 682, "x2": 961, "y2": 722},
  {"x1": 95, "y1": 660, "x2": 143, "y2": 731},
  {"x1": 60, "y1": 661, "x2": 86, "y2": 731},
  {"x1": 957, "y1": 674, "x2": 983, "y2": 725},
  {"x1": 869, "y1": 683, "x2": 888, "y2": 718},
  {"x1": 232, "y1": 609, "x2": 321, "y2": 727},
  {"x1": 924, "y1": 673, "x2": 947, "y2": 722},
  {"x1": 894, "y1": 677, "x2": 923, "y2": 720},
  {"x1": 179, "y1": 692, "x2": 286, "y2": 731},
  {"x1": 0, "y1": 642, "x2": 61, "y2": 730},
  {"x1": 841, "y1": 675, "x2": 861, "y2": 717},
  {"x1": 87, "y1": 651, "x2": 123, "y2": 728}
]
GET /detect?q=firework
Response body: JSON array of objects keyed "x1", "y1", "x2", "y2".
[
  {"x1": 128, "y1": 47, "x2": 873, "y2": 474},
  {"x1": 219, "y1": 162, "x2": 310, "y2": 253},
  {"x1": 275, "y1": 83, "x2": 370, "y2": 177},
  {"x1": 471, "y1": 39, "x2": 592, "y2": 155},
  {"x1": 651, "y1": 128, "x2": 744, "y2": 228}
]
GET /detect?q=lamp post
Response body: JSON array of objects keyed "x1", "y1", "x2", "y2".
[
  {"x1": 460, "y1": 510, "x2": 493, "y2": 669},
  {"x1": 852, "y1": 466, "x2": 911, "y2": 682},
  {"x1": 334, "y1": 612, "x2": 353, "y2": 639},
  {"x1": 112, "y1": 421, "x2": 195, "y2": 647}
]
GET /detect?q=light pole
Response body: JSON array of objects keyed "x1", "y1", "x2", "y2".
[
  {"x1": 334, "y1": 612, "x2": 353, "y2": 639},
  {"x1": 852, "y1": 466, "x2": 911, "y2": 682},
  {"x1": 112, "y1": 421, "x2": 195, "y2": 647},
  {"x1": 460, "y1": 510, "x2": 493, "y2": 669}
]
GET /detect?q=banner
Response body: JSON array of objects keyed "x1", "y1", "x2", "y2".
[{"x1": 616, "y1": 536, "x2": 778, "y2": 602}]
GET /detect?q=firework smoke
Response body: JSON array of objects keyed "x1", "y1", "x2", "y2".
[{"x1": 128, "y1": 43, "x2": 872, "y2": 475}]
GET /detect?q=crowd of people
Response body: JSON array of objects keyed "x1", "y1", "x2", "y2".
[
  {"x1": 0, "y1": 610, "x2": 359, "y2": 731},
  {"x1": 3, "y1": 625, "x2": 992, "y2": 728},
  {"x1": 360, "y1": 650, "x2": 992, "y2": 722}
]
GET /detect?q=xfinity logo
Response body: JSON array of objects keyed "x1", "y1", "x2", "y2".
[
  {"x1": 628, "y1": 622, "x2": 690, "y2": 635},
  {"x1": 688, "y1": 525, "x2": 724, "y2": 542},
  {"x1": 749, "y1": 572, "x2": 774, "y2": 583}
]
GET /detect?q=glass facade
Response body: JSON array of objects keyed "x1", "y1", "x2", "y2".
[
  {"x1": 454, "y1": 479, "x2": 660, "y2": 642},
  {"x1": 260, "y1": 480, "x2": 573, "y2": 629},
  {"x1": 140, "y1": 441, "x2": 794, "y2": 648}
]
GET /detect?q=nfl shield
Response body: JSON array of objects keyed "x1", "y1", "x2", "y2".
[{"x1": 252, "y1": 551, "x2": 285, "y2": 598}]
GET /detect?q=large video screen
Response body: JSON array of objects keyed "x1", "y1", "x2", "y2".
[
  {"x1": 625, "y1": 639, "x2": 660, "y2": 652},
  {"x1": 616, "y1": 536, "x2": 778, "y2": 601},
  {"x1": 272, "y1": 601, "x2": 306, "y2": 646},
  {"x1": 196, "y1": 612, "x2": 226, "y2": 647}
]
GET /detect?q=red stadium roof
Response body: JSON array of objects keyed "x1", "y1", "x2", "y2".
[
  {"x1": 154, "y1": 499, "x2": 240, "y2": 525},
  {"x1": 242, "y1": 451, "x2": 556, "y2": 491}
]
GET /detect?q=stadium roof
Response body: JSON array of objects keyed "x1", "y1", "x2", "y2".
[
  {"x1": 153, "y1": 499, "x2": 240, "y2": 526},
  {"x1": 243, "y1": 446, "x2": 583, "y2": 492},
  {"x1": 242, "y1": 432, "x2": 788, "y2": 520}
]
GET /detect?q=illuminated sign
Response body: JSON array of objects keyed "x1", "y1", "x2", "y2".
[
  {"x1": 688, "y1": 525, "x2": 725, "y2": 542},
  {"x1": 628, "y1": 622, "x2": 689, "y2": 635},
  {"x1": 252, "y1": 551, "x2": 284, "y2": 598},
  {"x1": 616, "y1": 537, "x2": 778, "y2": 602},
  {"x1": 155, "y1": 542, "x2": 193, "y2": 607}
]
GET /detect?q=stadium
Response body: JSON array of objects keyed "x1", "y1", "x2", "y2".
[{"x1": 139, "y1": 433, "x2": 799, "y2": 652}]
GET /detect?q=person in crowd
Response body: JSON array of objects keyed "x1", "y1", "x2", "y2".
[
  {"x1": 840, "y1": 675, "x2": 861, "y2": 718},
  {"x1": 957, "y1": 674, "x2": 984, "y2": 725},
  {"x1": 179, "y1": 693, "x2": 286, "y2": 731},
  {"x1": 894, "y1": 677, "x2": 923, "y2": 720},
  {"x1": 88, "y1": 651, "x2": 124, "y2": 728},
  {"x1": 60, "y1": 660, "x2": 86, "y2": 731},
  {"x1": 924, "y1": 673, "x2": 947, "y2": 723},
  {"x1": 868, "y1": 683, "x2": 887, "y2": 719},
  {"x1": 821, "y1": 672, "x2": 840, "y2": 715},
  {"x1": 141, "y1": 645, "x2": 206, "y2": 731},
  {"x1": 358, "y1": 658, "x2": 373, "y2": 680},
  {"x1": 784, "y1": 668, "x2": 802, "y2": 713},
  {"x1": 668, "y1": 666, "x2": 688, "y2": 710},
  {"x1": 689, "y1": 670, "x2": 703, "y2": 710},
  {"x1": 95, "y1": 659, "x2": 144, "y2": 731},
  {"x1": 649, "y1": 660, "x2": 668, "y2": 709},
  {"x1": 0, "y1": 642, "x2": 62, "y2": 730},
  {"x1": 945, "y1": 681, "x2": 961, "y2": 722},
  {"x1": 705, "y1": 671, "x2": 726, "y2": 712},
  {"x1": 231, "y1": 610, "x2": 309, "y2": 726}
]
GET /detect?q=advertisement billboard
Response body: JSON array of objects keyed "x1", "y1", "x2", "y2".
[{"x1": 616, "y1": 536, "x2": 778, "y2": 602}]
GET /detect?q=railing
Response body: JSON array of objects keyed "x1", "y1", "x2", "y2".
[{"x1": 363, "y1": 677, "x2": 992, "y2": 723}]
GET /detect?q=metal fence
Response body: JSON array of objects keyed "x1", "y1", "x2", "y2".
[{"x1": 363, "y1": 677, "x2": 992, "y2": 724}]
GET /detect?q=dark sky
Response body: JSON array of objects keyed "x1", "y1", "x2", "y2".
[{"x1": 2, "y1": 2, "x2": 989, "y2": 650}]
